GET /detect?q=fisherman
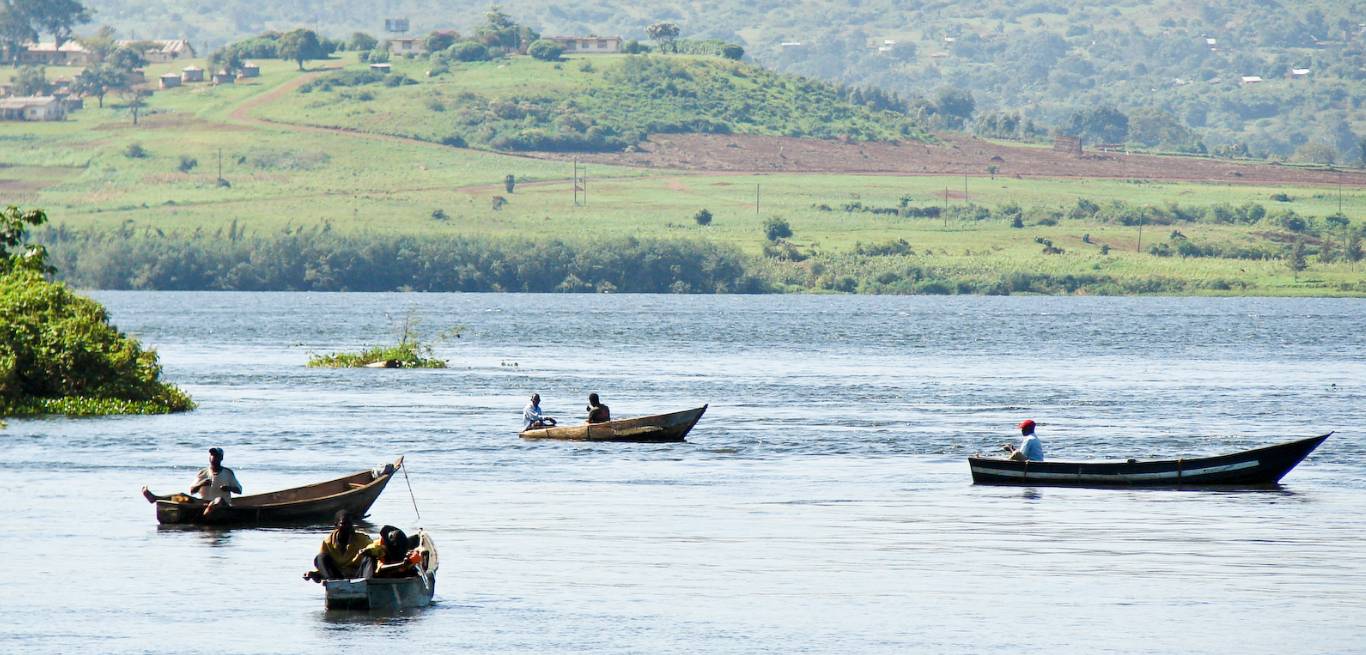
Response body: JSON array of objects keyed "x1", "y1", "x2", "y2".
[
  {"x1": 1002, "y1": 419, "x2": 1044, "y2": 462},
  {"x1": 523, "y1": 393, "x2": 557, "y2": 430},
  {"x1": 357, "y1": 525, "x2": 423, "y2": 578},
  {"x1": 304, "y1": 511, "x2": 374, "y2": 582},
  {"x1": 585, "y1": 393, "x2": 611, "y2": 424},
  {"x1": 141, "y1": 447, "x2": 243, "y2": 515}
]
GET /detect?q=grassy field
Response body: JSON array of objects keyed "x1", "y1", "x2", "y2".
[{"x1": 3, "y1": 53, "x2": 1364, "y2": 295}]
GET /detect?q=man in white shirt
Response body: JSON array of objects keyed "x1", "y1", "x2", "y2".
[
  {"x1": 141, "y1": 447, "x2": 243, "y2": 514},
  {"x1": 523, "y1": 394, "x2": 557, "y2": 430},
  {"x1": 1003, "y1": 420, "x2": 1044, "y2": 462},
  {"x1": 192, "y1": 447, "x2": 242, "y2": 505}
]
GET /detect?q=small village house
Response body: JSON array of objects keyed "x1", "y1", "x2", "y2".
[
  {"x1": 239, "y1": 62, "x2": 260, "y2": 77},
  {"x1": 117, "y1": 39, "x2": 196, "y2": 63},
  {"x1": 181, "y1": 66, "x2": 204, "y2": 83},
  {"x1": 1240, "y1": 75, "x2": 1264, "y2": 85},
  {"x1": 1289, "y1": 68, "x2": 1310, "y2": 79},
  {"x1": 212, "y1": 70, "x2": 235, "y2": 85},
  {"x1": 0, "y1": 96, "x2": 66, "y2": 121},
  {"x1": 388, "y1": 37, "x2": 426, "y2": 56},
  {"x1": 159, "y1": 73, "x2": 181, "y2": 89},
  {"x1": 368, "y1": 62, "x2": 392, "y2": 73},
  {"x1": 20, "y1": 41, "x2": 93, "y2": 66},
  {"x1": 545, "y1": 35, "x2": 623, "y2": 54}
]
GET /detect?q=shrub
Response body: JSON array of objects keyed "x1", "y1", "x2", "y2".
[
  {"x1": 763, "y1": 217, "x2": 793, "y2": 241},
  {"x1": 527, "y1": 39, "x2": 564, "y2": 61},
  {"x1": 447, "y1": 41, "x2": 490, "y2": 62},
  {"x1": 383, "y1": 74, "x2": 417, "y2": 87},
  {"x1": 177, "y1": 155, "x2": 198, "y2": 173},
  {"x1": 694, "y1": 208, "x2": 713, "y2": 226},
  {"x1": 431, "y1": 209, "x2": 448, "y2": 221},
  {"x1": 1, "y1": 217, "x2": 194, "y2": 418},
  {"x1": 124, "y1": 143, "x2": 148, "y2": 159},
  {"x1": 578, "y1": 61, "x2": 595, "y2": 73},
  {"x1": 1270, "y1": 192, "x2": 1292, "y2": 202},
  {"x1": 721, "y1": 44, "x2": 745, "y2": 60}
]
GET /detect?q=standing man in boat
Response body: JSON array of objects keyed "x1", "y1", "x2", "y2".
[
  {"x1": 305, "y1": 511, "x2": 374, "y2": 582},
  {"x1": 523, "y1": 393, "x2": 557, "y2": 430},
  {"x1": 586, "y1": 393, "x2": 611, "y2": 424},
  {"x1": 140, "y1": 447, "x2": 242, "y2": 514},
  {"x1": 1002, "y1": 420, "x2": 1044, "y2": 462}
]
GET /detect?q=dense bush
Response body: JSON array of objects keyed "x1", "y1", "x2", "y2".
[
  {"x1": 527, "y1": 39, "x2": 564, "y2": 61},
  {"x1": 42, "y1": 230, "x2": 767, "y2": 294},
  {"x1": 445, "y1": 41, "x2": 491, "y2": 62}
]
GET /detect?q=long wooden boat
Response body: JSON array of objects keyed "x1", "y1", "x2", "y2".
[
  {"x1": 150, "y1": 457, "x2": 402, "y2": 525},
  {"x1": 969, "y1": 433, "x2": 1330, "y2": 488},
  {"x1": 520, "y1": 405, "x2": 708, "y2": 442},
  {"x1": 324, "y1": 530, "x2": 439, "y2": 611}
]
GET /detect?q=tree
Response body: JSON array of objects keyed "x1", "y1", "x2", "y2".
[
  {"x1": 425, "y1": 30, "x2": 458, "y2": 53},
  {"x1": 349, "y1": 32, "x2": 378, "y2": 52},
  {"x1": 1287, "y1": 238, "x2": 1307, "y2": 279},
  {"x1": 527, "y1": 39, "x2": 563, "y2": 61},
  {"x1": 646, "y1": 22, "x2": 681, "y2": 53},
  {"x1": 24, "y1": 0, "x2": 88, "y2": 47},
  {"x1": 721, "y1": 44, "x2": 744, "y2": 60},
  {"x1": 478, "y1": 6, "x2": 535, "y2": 51},
  {"x1": 80, "y1": 24, "x2": 117, "y2": 62},
  {"x1": 504, "y1": 174, "x2": 516, "y2": 193},
  {"x1": 694, "y1": 208, "x2": 713, "y2": 226},
  {"x1": 12, "y1": 65, "x2": 46, "y2": 95},
  {"x1": 73, "y1": 63, "x2": 125, "y2": 107},
  {"x1": 1347, "y1": 233, "x2": 1364, "y2": 263},
  {"x1": 0, "y1": 2, "x2": 37, "y2": 67},
  {"x1": 0, "y1": 204, "x2": 51, "y2": 274},
  {"x1": 933, "y1": 87, "x2": 975, "y2": 128},
  {"x1": 277, "y1": 29, "x2": 324, "y2": 70},
  {"x1": 763, "y1": 216, "x2": 792, "y2": 241},
  {"x1": 124, "y1": 87, "x2": 149, "y2": 125},
  {"x1": 1063, "y1": 106, "x2": 1129, "y2": 144}
]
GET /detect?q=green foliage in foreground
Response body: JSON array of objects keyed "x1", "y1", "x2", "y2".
[{"x1": 0, "y1": 269, "x2": 194, "y2": 416}]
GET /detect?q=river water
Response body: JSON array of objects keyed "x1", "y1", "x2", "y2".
[{"x1": 1, "y1": 294, "x2": 1363, "y2": 654}]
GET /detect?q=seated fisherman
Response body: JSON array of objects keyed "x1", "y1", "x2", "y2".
[
  {"x1": 585, "y1": 393, "x2": 611, "y2": 424},
  {"x1": 523, "y1": 393, "x2": 557, "y2": 429},
  {"x1": 304, "y1": 511, "x2": 374, "y2": 582},
  {"x1": 1002, "y1": 419, "x2": 1045, "y2": 462},
  {"x1": 358, "y1": 525, "x2": 423, "y2": 579},
  {"x1": 141, "y1": 447, "x2": 242, "y2": 517}
]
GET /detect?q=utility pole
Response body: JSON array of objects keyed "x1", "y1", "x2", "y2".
[
  {"x1": 943, "y1": 186, "x2": 949, "y2": 229},
  {"x1": 755, "y1": 183, "x2": 760, "y2": 215},
  {"x1": 963, "y1": 174, "x2": 968, "y2": 203},
  {"x1": 1339, "y1": 170, "x2": 1344, "y2": 215},
  {"x1": 217, "y1": 148, "x2": 223, "y2": 182},
  {"x1": 1136, "y1": 210, "x2": 1144, "y2": 253},
  {"x1": 572, "y1": 159, "x2": 580, "y2": 206}
]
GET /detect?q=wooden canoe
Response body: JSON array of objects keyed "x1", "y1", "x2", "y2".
[
  {"x1": 968, "y1": 433, "x2": 1330, "y2": 488},
  {"x1": 151, "y1": 457, "x2": 402, "y2": 526},
  {"x1": 520, "y1": 405, "x2": 708, "y2": 442},
  {"x1": 324, "y1": 530, "x2": 439, "y2": 611}
]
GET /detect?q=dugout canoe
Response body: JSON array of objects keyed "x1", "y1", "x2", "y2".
[
  {"x1": 968, "y1": 433, "x2": 1330, "y2": 488},
  {"x1": 150, "y1": 457, "x2": 402, "y2": 525},
  {"x1": 520, "y1": 405, "x2": 708, "y2": 442},
  {"x1": 324, "y1": 530, "x2": 439, "y2": 611}
]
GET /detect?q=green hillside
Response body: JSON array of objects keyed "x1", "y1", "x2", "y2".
[
  {"x1": 260, "y1": 54, "x2": 928, "y2": 152},
  {"x1": 77, "y1": 0, "x2": 1366, "y2": 163}
]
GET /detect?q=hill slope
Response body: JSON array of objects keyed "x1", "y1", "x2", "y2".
[
  {"x1": 79, "y1": 0, "x2": 1366, "y2": 162},
  {"x1": 258, "y1": 54, "x2": 929, "y2": 152}
]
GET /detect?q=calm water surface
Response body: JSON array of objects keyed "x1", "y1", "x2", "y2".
[{"x1": 2, "y1": 294, "x2": 1363, "y2": 654}]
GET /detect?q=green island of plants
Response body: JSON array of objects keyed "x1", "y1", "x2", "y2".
[
  {"x1": 1, "y1": 206, "x2": 193, "y2": 417},
  {"x1": 306, "y1": 313, "x2": 462, "y2": 368}
]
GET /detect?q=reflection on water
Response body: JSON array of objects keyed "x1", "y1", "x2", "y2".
[{"x1": 0, "y1": 293, "x2": 1363, "y2": 654}]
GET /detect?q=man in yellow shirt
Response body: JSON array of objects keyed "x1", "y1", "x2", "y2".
[{"x1": 304, "y1": 512, "x2": 373, "y2": 582}]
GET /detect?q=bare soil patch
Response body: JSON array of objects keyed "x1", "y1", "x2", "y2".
[{"x1": 522, "y1": 133, "x2": 1366, "y2": 187}]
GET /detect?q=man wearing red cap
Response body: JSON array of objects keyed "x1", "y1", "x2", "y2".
[{"x1": 1003, "y1": 420, "x2": 1044, "y2": 461}]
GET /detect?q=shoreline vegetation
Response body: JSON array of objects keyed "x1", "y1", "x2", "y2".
[
  {"x1": 307, "y1": 313, "x2": 461, "y2": 368},
  {"x1": 1, "y1": 206, "x2": 194, "y2": 418},
  {"x1": 38, "y1": 196, "x2": 1365, "y2": 296}
]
